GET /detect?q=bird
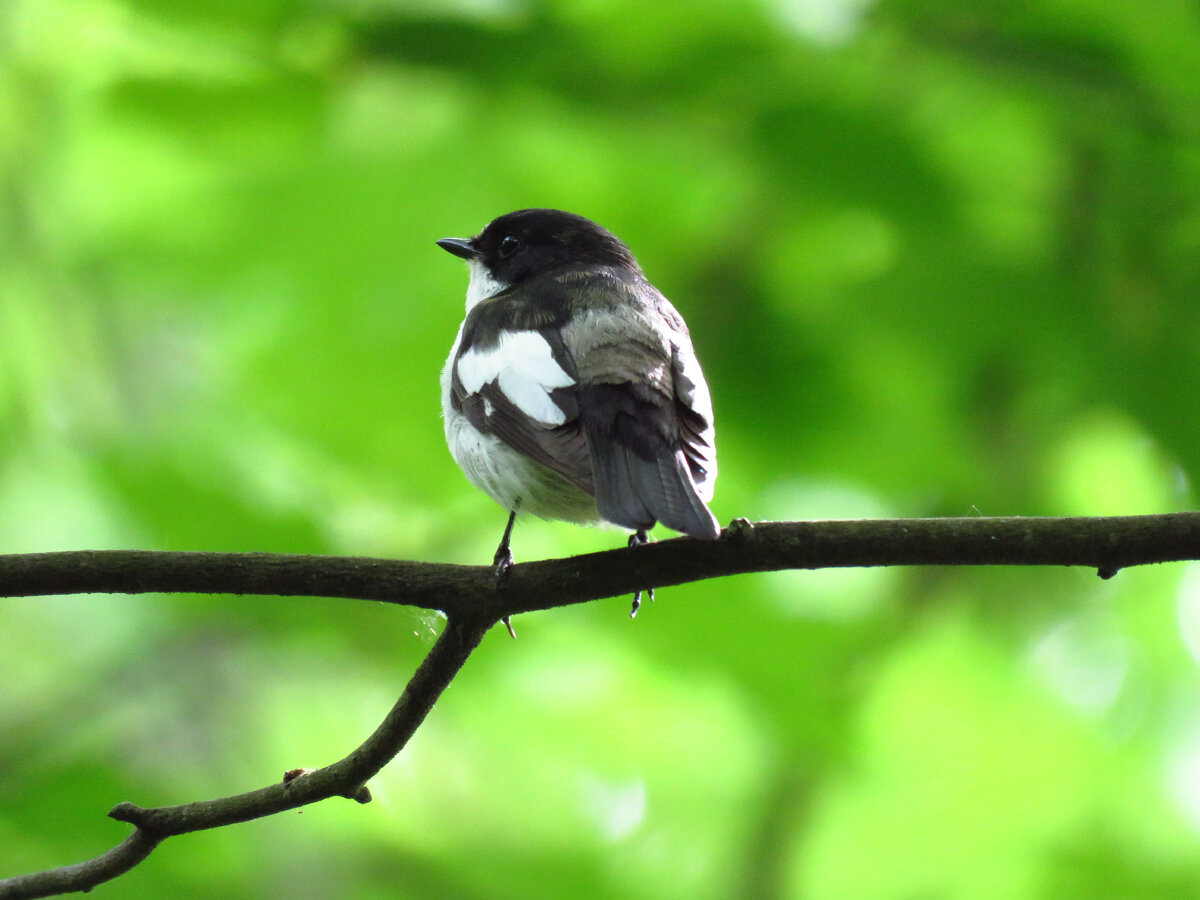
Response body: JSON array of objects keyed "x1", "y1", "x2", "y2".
[{"x1": 437, "y1": 208, "x2": 719, "y2": 627}]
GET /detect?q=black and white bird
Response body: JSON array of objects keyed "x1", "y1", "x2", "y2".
[{"x1": 438, "y1": 209, "x2": 719, "y2": 621}]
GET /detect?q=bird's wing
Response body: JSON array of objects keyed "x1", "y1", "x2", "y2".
[
  {"x1": 450, "y1": 325, "x2": 594, "y2": 495},
  {"x1": 669, "y1": 325, "x2": 718, "y2": 503},
  {"x1": 562, "y1": 286, "x2": 719, "y2": 539}
]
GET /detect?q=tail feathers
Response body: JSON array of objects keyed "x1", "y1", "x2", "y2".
[{"x1": 592, "y1": 445, "x2": 720, "y2": 540}]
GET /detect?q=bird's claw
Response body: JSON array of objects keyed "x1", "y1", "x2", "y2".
[
  {"x1": 493, "y1": 544, "x2": 517, "y2": 636},
  {"x1": 493, "y1": 508, "x2": 518, "y2": 637},
  {"x1": 628, "y1": 529, "x2": 655, "y2": 617},
  {"x1": 493, "y1": 545, "x2": 514, "y2": 583},
  {"x1": 630, "y1": 585, "x2": 655, "y2": 618},
  {"x1": 501, "y1": 616, "x2": 517, "y2": 639}
]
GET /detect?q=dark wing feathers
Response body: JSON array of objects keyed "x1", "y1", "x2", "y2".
[
  {"x1": 478, "y1": 382, "x2": 594, "y2": 495},
  {"x1": 578, "y1": 382, "x2": 719, "y2": 539},
  {"x1": 571, "y1": 279, "x2": 718, "y2": 539}
]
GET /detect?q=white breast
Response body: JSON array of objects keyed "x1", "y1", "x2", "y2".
[{"x1": 465, "y1": 259, "x2": 506, "y2": 312}]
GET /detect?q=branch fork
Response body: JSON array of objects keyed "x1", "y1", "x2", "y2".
[{"x1": 3, "y1": 513, "x2": 1199, "y2": 898}]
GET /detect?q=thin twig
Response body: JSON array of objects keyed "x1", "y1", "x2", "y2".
[{"x1": 0, "y1": 615, "x2": 491, "y2": 899}]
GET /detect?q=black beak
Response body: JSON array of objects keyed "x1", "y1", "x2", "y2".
[{"x1": 436, "y1": 237, "x2": 481, "y2": 260}]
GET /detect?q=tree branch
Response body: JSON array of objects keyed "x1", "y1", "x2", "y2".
[
  {"x1": 1, "y1": 514, "x2": 1197, "y2": 617},
  {"x1": 2, "y1": 513, "x2": 1199, "y2": 897},
  {"x1": 0, "y1": 613, "x2": 490, "y2": 899}
]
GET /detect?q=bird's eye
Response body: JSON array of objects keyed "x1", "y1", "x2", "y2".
[{"x1": 498, "y1": 234, "x2": 520, "y2": 258}]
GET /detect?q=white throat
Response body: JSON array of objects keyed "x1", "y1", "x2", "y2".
[{"x1": 465, "y1": 260, "x2": 508, "y2": 312}]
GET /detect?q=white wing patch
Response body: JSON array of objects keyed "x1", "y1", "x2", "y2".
[
  {"x1": 673, "y1": 340, "x2": 713, "y2": 422},
  {"x1": 457, "y1": 330, "x2": 575, "y2": 426},
  {"x1": 672, "y1": 339, "x2": 717, "y2": 502}
]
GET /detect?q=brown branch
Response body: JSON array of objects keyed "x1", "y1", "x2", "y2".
[
  {"x1": 1, "y1": 514, "x2": 1198, "y2": 618},
  {"x1": 0, "y1": 614, "x2": 490, "y2": 899},
  {"x1": 2, "y1": 512, "x2": 1199, "y2": 897},
  {"x1": 0, "y1": 831, "x2": 161, "y2": 900}
]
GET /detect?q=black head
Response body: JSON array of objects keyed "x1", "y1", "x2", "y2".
[{"x1": 437, "y1": 209, "x2": 640, "y2": 285}]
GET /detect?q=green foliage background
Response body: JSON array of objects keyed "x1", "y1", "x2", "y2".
[{"x1": 4, "y1": 0, "x2": 1200, "y2": 897}]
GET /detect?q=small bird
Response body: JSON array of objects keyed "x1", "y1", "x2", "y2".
[{"x1": 438, "y1": 209, "x2": 719, "y2": 625}]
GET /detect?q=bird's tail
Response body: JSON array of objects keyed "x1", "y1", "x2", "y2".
[{"x1": 592, "y1": 446, "x2": 720, "y2": 540}]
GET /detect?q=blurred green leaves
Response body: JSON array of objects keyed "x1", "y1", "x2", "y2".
[{"x1": 3, "y1": 0, "x2": 1200, "y2": 897}]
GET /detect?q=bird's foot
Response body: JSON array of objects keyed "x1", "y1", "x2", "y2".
[
  {"x1": 493, "y1": 552, "x2": 517, "y2": 639},
  {"x1": 493, "y1": 544, "x2": 514, "y2": 582},
  {"x1": 493, "y1": 508, "x2": 518, "y2": 639},
  {"x1": 628, "y1": 529, "x2": 655, "y2": 618}
]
